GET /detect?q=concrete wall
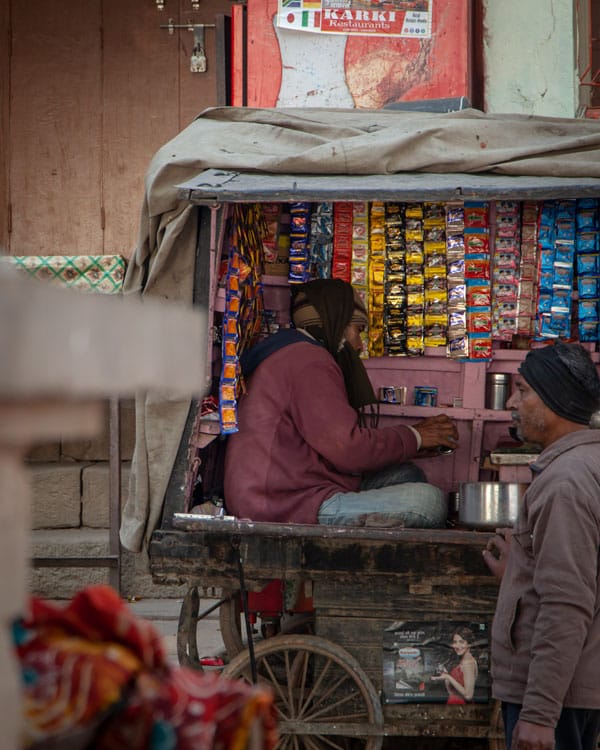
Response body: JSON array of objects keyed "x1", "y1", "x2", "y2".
[
  {"x1": 482, "y1": 0, "x2": 579, "y2": 116},
  {"x1": 27, "y1": 400, "x2": 187, "y2": 599}
]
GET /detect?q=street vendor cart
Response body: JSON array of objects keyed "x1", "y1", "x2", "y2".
[
  {"x1": 152, "y1": 517, "x2": 503, "y2": 748},
  {"x1": 128, "y1": 107, "x2": 600, "y2": 749}
]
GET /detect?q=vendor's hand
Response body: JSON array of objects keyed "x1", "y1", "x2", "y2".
[
  {"x1": 413, "y1": 414, "x2": 459, "y2": 451},
  {"x1": 511, "y1": 718, "x2": 554, "y2": 749},
  {"x1": 482, "y1": 527, "x2": 512, "y2": 580}
]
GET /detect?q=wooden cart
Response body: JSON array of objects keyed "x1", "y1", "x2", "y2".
[{"x1": 150, "y1": 515, "x2": 504, "y2": 749}]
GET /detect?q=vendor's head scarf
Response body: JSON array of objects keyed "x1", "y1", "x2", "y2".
[
  {"x1": 519, "y1": 342, "x2": 600, "y2": 425},
  {"x1": 291, "y1": 279, "x2": 377, "y2": 423}
]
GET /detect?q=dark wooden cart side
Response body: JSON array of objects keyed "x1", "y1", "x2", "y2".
[
  {"x1": 150, "y1": 517, "x2": 504, "y2": 745},
  {"x1": 150, "y1": 518, "x2": 496, "y2": 592}
]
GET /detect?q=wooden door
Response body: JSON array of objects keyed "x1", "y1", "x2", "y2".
[{"x1": 0, "y1": 0, "x2": 231, "y2": 259}]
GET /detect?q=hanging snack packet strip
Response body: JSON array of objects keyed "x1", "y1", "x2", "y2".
[
  {"x1": 219, "y1": 204, "x2": 266, "y2": 434},
  {"x1": 464, "y1": 201, "x2": 492, "y2": 360},
  {"x1": 515, "y1": 202, "x2": 539, "y2": 337},
  {"x1": 423, "y1": 202, "x2": 448, "y2": 349},
  {"x1": 445, "y1": 202, "x2": 467, "y2": 359},
  {"x1": 309, "y1": 202, "x2": 334, "y2": 279},
  {"x1": 383, "y1": 202, "x2": 407, "y2": 357},
  {"x1": 351, "y1": 202, "x2": 370, "y2": 355},
  {"x1": 535, "y1": 200, "x2": 576, "y2": 341},
  {"x1": 332, "y1": 202, "x2": 353, "y2": 282},
  {"x1": 575, "y1": 198, "x2": 599, "y2": 341},
  {"x1": 402, "y1": 203, "x2": 424, "y2": 356},
  {"x1": 492, "y1": 201, "x2": 521, "y2": 342},
  {"x1": 288, "y1": 202, "x2": 312, "y2": 284},
  {"x1": 368, "y1": 201, "x2": 386, "y2": 357}
]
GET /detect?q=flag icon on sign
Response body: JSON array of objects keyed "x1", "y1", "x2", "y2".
[{"x1": 279, "y1": 9, "x2": 321, "y2": 28}]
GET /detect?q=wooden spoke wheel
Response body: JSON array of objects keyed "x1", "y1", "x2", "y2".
[
  {"x1": 177, "y1": 586, "x2": 202, "y2": 668},
  {"x1": 221, "y1": 634, "x2": 384, "y2": 750},
  {"x1": 177, "y1": 586, "x2": 238, "y2": 669},
  {"x1": 218, "y1": 588, "x2": 246, "y2": 658}
]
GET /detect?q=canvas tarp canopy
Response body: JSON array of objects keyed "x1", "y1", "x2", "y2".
[{"x1": 119, "y1": 105, "x2": 600, "y2": 556}]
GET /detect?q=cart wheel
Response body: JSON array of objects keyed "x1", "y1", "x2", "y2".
[
  {"x1": 177, "y1": 586, "x2": 232, "y2": 670},
  {"x1": 218, "y1": 588, "x2": 245, "y2": 658},
  {"x1": 177, "y1": 586, "x2": 201, "y2": 668},
  {"x1": 221, "y1": 633, "x2": 384, "y2": 749}
]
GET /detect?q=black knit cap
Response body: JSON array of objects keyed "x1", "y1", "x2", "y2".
[{"x1": 519, "y1": 342, "x2": 600, "y2": 425}]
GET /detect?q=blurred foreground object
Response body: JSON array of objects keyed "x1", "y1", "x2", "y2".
[
  {"x1": 0, "y1": 263, "x2": 207, "y2": 748},
  {"x1": 0, "y1": 262, "x2": 206, "y2": 399},
  {"x1": 15, "y1": 585, "x2": 277, "y2": 750}
]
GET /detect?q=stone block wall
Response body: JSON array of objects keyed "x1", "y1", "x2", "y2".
[{"x1": 27, "y1": 399, "x2": 187, "y2": 600}]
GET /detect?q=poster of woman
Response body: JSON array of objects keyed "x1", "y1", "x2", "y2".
[
  {"x1": 382, "y1": 620, "x2": 489, "y2": 704},
  {"x1": 430, "y1": 626, "x2": 479, "y2": 704}
]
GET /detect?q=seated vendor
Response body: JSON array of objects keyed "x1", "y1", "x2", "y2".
[{"x1": 224, "y1": 278, "x2": 458, "y2": 527}]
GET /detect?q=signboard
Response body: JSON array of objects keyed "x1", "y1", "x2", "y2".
[
  {"x1": 382, "y1": 620, "x2": 491, "y2": 704},
  {"x1": 246, "y1": 0, "x2": 470, "y2": 108},
  {"x1": 277, "y1": 0, "x2": 432, "y2": 38}
]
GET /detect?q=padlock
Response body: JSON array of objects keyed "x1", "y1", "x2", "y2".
[{"x1": 190, "y1": 46, "x2": 207, "y2": 73}]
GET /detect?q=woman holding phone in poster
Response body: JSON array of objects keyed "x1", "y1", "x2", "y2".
[{"x1": 431, "y1": 626, "x2": 478, "y2": 704}]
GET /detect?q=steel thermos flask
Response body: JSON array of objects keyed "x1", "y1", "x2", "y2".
[{"x1": 485, "y1": 373, "x2": 511, "y2": 410}]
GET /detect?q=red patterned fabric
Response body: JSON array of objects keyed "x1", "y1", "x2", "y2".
[{"x1": 16, "y1": 585, "x2": 277, "y2": 749}]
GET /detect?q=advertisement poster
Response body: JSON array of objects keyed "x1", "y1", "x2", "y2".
[
  {"x1": 277, "y1": 0, "x2": 432, "y2": 38},
  {"x1": 382, "y1": 620, "x2": 490, "y2": 704},
  {"x1": 246, "y1": 0, "x2": 469, "y2": 109}
]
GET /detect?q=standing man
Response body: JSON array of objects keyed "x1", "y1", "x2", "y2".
[{"x1": 483, "y1": 342, "x2": 600, "y2": 750}]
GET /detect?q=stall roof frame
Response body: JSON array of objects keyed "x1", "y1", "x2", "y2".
[{"x1": 178, "y1": 169, "x2": 600, "y2": 205}]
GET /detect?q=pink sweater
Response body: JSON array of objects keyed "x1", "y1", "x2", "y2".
[{"x1": 224, "y1": 340, "x2": 419, "y2": 523}]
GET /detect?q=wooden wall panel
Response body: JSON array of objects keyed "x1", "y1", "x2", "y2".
[
  {"x1": 177, "y1": 0, "x2": 232, "y2": 124},
  {"x1": 102, "y1": 0, "x2": 231, "y2": 257},
  {"x1": 5, "y1": 0, "x2": 230, "y2": 260},
  {"x1": 0, "y1": 2, "x2": 9, "y2": 253},
  {"x1": 9, "y1": 0, "x2": 104, "y2": 256},
  {"x1": 102, "y1": 0, "x2": 180, "y2": 257}
]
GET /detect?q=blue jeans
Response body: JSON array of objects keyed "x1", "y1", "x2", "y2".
[
  {"x1": 502, "y1": 702, "x2": 600, "y2": 750},
  {"x1": 317, "y1": 462, "x2": 447, "y2": 528}
]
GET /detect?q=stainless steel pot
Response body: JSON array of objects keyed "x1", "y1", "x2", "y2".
[{"x1": 458, "y1": 482, "x2": 527, "y2": 529}]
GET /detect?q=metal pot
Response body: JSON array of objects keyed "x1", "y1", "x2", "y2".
[{"x1": 458, "y1": 482, "x2": 528, "y2": 530}]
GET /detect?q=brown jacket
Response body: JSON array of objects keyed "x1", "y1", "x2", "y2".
[
  {"x1": 224, "y1": 337, "x2": 418, "y2": 523},
  {"x1": 491, "y1": 430, "x2": 600, "y2": 727}
]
